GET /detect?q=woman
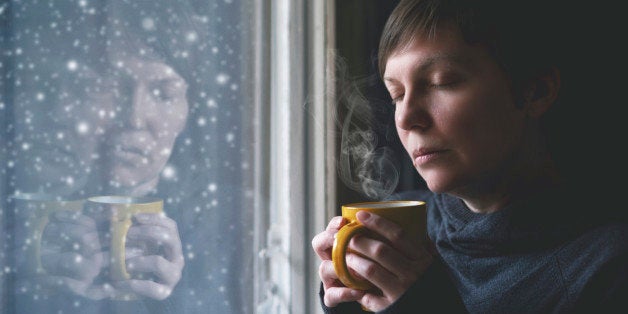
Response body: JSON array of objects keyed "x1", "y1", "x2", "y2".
[{"x1": 312, "y1": 0, "x2": 628, "y2": 312}]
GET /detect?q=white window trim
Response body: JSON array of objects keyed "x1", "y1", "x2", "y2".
[{"x1": 253, "y1": 1, "x2": 336, "y2": 313}]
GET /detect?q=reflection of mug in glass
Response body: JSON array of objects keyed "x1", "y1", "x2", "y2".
[
  {"x1": 84, "y1": 195, "x2": 163, "y2": 281},
  {"x1": 332, "y1": 200, "x2": 427, "y2": 291},
  {"x1": 11, "y1": 193, "x2": 84, "y2": 275}
]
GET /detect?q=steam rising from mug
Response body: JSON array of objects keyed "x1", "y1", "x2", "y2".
[{"x1": 333, "y1": 54, "x2": 399, "y2": 200}]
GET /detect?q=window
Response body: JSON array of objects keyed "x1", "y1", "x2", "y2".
[{"x1": 0, "y1": 1, "x2": 331, "y2": 313}]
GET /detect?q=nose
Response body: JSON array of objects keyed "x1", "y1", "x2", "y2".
[
  {"x1": 124, "y1": 82, "x2": 150, "y2": 130},
  {"x1": 395, "y1": 92, "x2": 431, "y2": 131}
]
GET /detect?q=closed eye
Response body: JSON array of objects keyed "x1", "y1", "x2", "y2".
[
  {"x1": 390, "y1": 94, "x2": 403, "y2": 106},
  {"x1": 430, "y1": 80, "x2": 460, "y2": 89}
]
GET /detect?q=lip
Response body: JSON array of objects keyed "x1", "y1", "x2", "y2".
[
  {"x1": 112, "y1": 146, "x2": 149, "y2": 164},
  {"x1": 412, "y1": 148, "x2": 446, "y2": 167}
]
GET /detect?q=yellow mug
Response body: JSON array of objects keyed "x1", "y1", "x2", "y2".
[
  {"x1": 11, "y1": 193, "x2": 84, "y2": 275},
  {"x1": 84, "y1": 195, "x2": 163, "y2": 281},
  {"x1": 332, "y1": 200, "x2": 427, "y2": 291}
]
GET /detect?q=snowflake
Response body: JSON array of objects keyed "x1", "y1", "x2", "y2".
[
  {"x1": 67, "y1": 60, "x2": 78, "y2": 71},
  {"x1": 208, "y1": 183, "x2": 217, "y2": 192},
  {"x1": 76, "y1": 122, "x2": 89, "y2": 134},
  {"x1": 225, "y1": 132, "x2": 235, "y2": 142},
  {"x1": 216, "y1": 73, "x2": 229, "y2": 85},
  {"x1": 186, "y1": 32, "x2": 198, "y2": 42},
  {"x1": 142, "y1": 17, "x2": 156, "y2": 31},
  {"x1": 162, "y1": 165, "x2": 176, "y2": 179},
  {"x1": 207, "y1": 98, "x2": 217, "y2": 108}
]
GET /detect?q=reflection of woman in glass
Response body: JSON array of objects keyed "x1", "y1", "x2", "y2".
[
  {"x1": 11, "y1": 2, "x2": 188, "y2": 310},
  {"x1": 16, "y1": 44, "x2": 189, "y2": 198},
  {"x1": 9, "y1": 1, "x2": 254, "y2": 313}
]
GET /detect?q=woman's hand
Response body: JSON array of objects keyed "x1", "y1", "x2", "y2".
[
  {"x1": 36, "y1": 210, "x2": 104, "y2": 298},
  {"x1": 312, "y1": 211, "x2": 434, "y2": 311},
  {"x1": 111, "y1": 212, "x2": 185, "y2": 300},
  {"x1": 312, "y1": 216, "x2": 366, "y2": 307},
  {"x1": 345, "y1": 211, "x2": 434, "y2": 311}
]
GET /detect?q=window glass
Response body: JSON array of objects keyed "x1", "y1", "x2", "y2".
[{"x1": 2, "y1": 1, "x2": 256, "y2": 313}]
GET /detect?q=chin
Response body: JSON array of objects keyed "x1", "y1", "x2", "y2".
[{"x1": 420, "y1": 170, "x2": 458, "y2": 194}]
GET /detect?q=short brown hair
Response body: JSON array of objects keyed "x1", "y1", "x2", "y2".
[{"x1": 377, "y1": 0, "x2": 562, "y2": 96}]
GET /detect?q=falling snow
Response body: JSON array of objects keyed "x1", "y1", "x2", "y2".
[
  {"x1": 5, "y1": 1, "x2": 256, "y2": 313},
  {"x1": 225, "y1": 132, "x2": 235, "y2": 143},
  {"x1": 215, "y1": 73, "x2": 229, "y2": 85}
]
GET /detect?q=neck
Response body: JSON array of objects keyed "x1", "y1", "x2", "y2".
[
  {"x1": 459, "y1": 158, "x2": 561, "y2": 214},
  {"x1": 453, "y1": 130, "x2": 561, "y2": 214}
]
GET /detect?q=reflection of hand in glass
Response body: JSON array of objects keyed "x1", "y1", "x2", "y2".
[
  {"x1": 30, "y1": 210, "x2": 104, "y2": 299},
  {"x1": 115, "y1": 213, "x2": 184, "y2": 300},
  {"x1": 38, "y1": 212, "x2": 184, "y2": 301},
  {"x1": 84, "y1": 51, "x2": 188, "y2": 300},
  {"x1": 74, "y1": 51, "x2": 188, "y2": 300}
]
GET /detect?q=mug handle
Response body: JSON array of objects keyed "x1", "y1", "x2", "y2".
[
  {"x1": 25, "y1": 213, "x2": 52, "y2": 275},
  {"x1": 332, "y1": 221, "x2": 374, "y2": 291},
  {"x1": 109, "y1": 203, "x2": 162, "y2": 282},
  {"x1": 110, "y1": 217, "x2": 133, "y2": 281},
  {"x1": 26, "y1": 202, "x2": 82, "y2": 275}
]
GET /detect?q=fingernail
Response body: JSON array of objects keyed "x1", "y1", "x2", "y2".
[
  {"x1": 350, "y1": 290, "x2": 362, "y2": 297},
  {"x1": 356, "y1": 211, "x2": 371, "y2": 221}
]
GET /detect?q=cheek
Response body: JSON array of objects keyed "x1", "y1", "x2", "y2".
[
  {"x1": 395, "y1": 128, "x2": 413, "y2": 155},
  {"x1": 171, "y1": 101, "x2": 189, "y2": 133}
]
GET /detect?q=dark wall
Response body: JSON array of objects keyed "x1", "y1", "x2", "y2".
[
  {"x1": 333, "y1": 1, "x2": 628, "y2": 215},
  {"x1": 334, "y1": 0, "x2": 423, "y2": 210}
]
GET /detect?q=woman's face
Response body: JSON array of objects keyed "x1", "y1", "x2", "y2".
[
  {"x1": 383, "y1": 23, "x2": 527, "y2": 195},
  {"x1": 102, "y1": 53, "x2": 189, "y2": 191},
  {"x1": 14, "y1": 50, "x2": 189, "y2": 195}
]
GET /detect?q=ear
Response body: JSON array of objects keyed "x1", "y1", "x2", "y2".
[{"x1": 522, "y1": 66, "x2": 561, "y2": 118}]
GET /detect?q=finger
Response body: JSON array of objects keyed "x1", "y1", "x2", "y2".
[
  {"x1": 323, "y1": 286, "x2": 365, "y2": 308},
  {"x1": 356, "y1": 211, "x2": 420, "y2": 259},
  {"x1": 349, "y1": 235, "x2": 413, "y2": 274},
  {"x1": 345, "y1": 251, "x2": 392, "y2": 290},
  {"x1": 43, "y1": 223, "x2": 101, "y2": 255},
  {"x1": 359, "y1": 293, "x2": 389, "y2": 313},
  {"x1": 133, "y1": 213, "x2": 177, "y2": 231},
  {"x1": 41, "y1": 251, "x2": 103, "y2": 280},
  {"x1": 83, "y1": 282, "x2": 118, "y2": 300},
  {"x1": 326, "y1": 216, "x2": 346, "y2": 232},
  {"x1": 126, "y1": 255, "x2": 182, "y2": 286},
  {"x1": 349, "y1": 235, "x2": 431, "y2": 284},
  {"x1": 318, "y1": 260, "x2": 341, "y2": 290},
  {"x1": 51, "y1": 211, "x2": 97, "y2": 229},
  {"x1": 38, "y1": 275, "x2": 105, "y2": 299},
  {"x1": 126, "y1": 224, "x2": 183, "y2": 261},
  {"x1": 114, "y1": 279, "x2": 173, "y2": 300},
  {"x1": 311, "y1": 230, "x2": 335, "y2": 260},
  {"x1": 312, "y1": 216, "x2": 346, "y2": 260}
]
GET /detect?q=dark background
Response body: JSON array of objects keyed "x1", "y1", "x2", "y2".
[
  {"x1": 334, "y1": 0, "x2": 421, "y2": 209},
  {"x1": 332, "y1": 1, "x2": 628, "y2": 213}
]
